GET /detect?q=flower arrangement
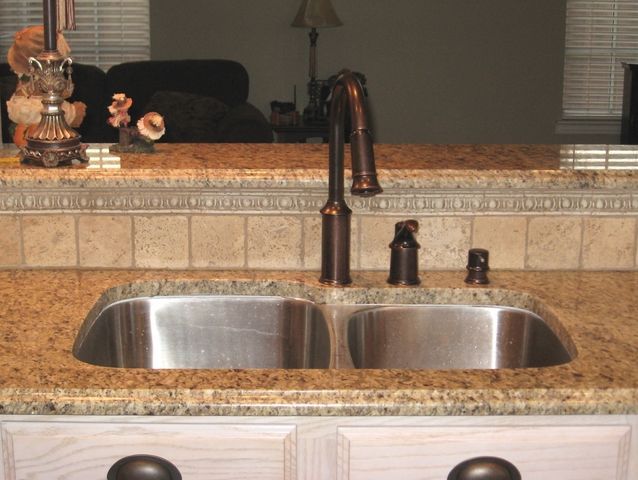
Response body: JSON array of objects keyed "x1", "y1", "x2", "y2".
[{"x1": 107, "y1": 93, "x2": 165, "y2": 153}]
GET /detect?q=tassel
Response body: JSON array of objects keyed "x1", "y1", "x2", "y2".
[{"x1": 57, "y1": 0, "x2": 77, "y2": 31}]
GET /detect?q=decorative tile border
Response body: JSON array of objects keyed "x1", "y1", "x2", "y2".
[{"x1": 0, "y1": 186, "x2": 635, "y2": 215}]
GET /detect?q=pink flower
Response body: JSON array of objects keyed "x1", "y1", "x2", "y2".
[
  {"x1": 107, "y1": 93, "x2": 133, "y2": 127},
  {"x1": 107, "y1": 110, "x2": 131, "y2": 128},
  {"x1": 137, "y1": 112, "x2": 165, "y2": 140},
  {"x1": 108, "y1": 93, "x2": 132, "y2": 115}
]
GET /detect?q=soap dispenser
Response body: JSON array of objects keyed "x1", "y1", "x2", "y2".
[
  {"x1": 387, "y1": 219, "x2": 421, "y2": 285},
  {"x1": 464, "y1": 248, "x2": 490, "y2": 284}
]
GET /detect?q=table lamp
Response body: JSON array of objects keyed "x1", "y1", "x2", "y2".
[
  {"x1": 292, "y1": 0, "x2": 342, "y2": 124},
  {"x1": 21, "y1": 0, "x2": 87, "y2": 167}
]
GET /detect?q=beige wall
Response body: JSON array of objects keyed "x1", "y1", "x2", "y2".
[{"x1": 149, "y1": 0, "x2": 596, "y2": 144}]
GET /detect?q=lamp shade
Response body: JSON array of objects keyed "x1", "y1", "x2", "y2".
[{"x1": 291, "y1": 0, "x2": 343, "y2": 28}]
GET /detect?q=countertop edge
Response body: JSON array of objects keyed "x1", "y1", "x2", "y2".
[{"x1": 1, "y1": 387, "x2": 636, "y2": 416}]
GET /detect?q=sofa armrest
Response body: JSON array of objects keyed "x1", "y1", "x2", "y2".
[{"x1": 217, "y1": 103, "x2": 273, "y2": 143}]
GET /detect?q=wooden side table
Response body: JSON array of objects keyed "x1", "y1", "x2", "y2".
[{"x1": 272, "y1": 123, "x2": 329, "y2": 143}]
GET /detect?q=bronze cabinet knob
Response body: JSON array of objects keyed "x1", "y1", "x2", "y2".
[
  {"x1": 387, "y1": 219, "x2": 421, "y2": 286},
  {"x1": 448, "y1": 456, "x2": 521, "y2": 480},
  {"x1": 107, "y1": 454, "x2": 182, "y2": 480}
]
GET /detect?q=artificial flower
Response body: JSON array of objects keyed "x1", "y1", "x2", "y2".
[
  {"x1": 137, "y1": 112, "x2": 165, "y2": 140},
  {"x1": 69, "y1": 101, "x2": 87, "y2": 128},
  {"x1": 7, "y1": 94, "x2": 82, "y2": 126},
  {"x1": 107, "y1": 110, "x2": 131, "y2": 128},
  {"x1": 6, "y1": 94, "x2": 42, "y2": 125},
  {"x1": 8, "y1": 25, "x2": 71, "y2": 76},
  {"x1": 108, "y1": 93, "x2": 132, "y2": 115},
  {"x1": 12, "y1": 123, "x2": 37, "y2": 148}
]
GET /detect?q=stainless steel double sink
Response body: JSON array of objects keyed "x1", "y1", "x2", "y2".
[{"x1": 73, "y1": 295, "x2": 575, "y2": 370}]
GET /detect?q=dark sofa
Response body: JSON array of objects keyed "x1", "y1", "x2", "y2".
[{"x1": 0, "y1": 59, "x2": 273, "y2": 144}]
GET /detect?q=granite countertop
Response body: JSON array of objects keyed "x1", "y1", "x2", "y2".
[
  {"x1": 0, "y1": 268, "x2": 636, "y2": 416},
  {"x1": 0, "y1": 144, "x2": 636, "y2": 190}
]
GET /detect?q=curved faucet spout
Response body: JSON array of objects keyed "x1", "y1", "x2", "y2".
[{"x1": 320, "y1": 70, "x2": 382, "y2": 285}]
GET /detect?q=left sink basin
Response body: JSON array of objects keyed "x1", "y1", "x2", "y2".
[{"x1": 73, "y1": 296, "x2": 332, "y2": 369}]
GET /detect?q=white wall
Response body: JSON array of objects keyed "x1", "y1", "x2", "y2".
[{"x1": 151, "y1": 0, "x2": 614, "y2": 144}]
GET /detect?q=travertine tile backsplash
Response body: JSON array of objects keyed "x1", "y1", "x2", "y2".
[
  {"x1": 78, "y1": 215, "x2": 132, "y2": 268},
  {"x1": 581, "y1": 217, "x2": 637, "y2": 269},
  {"x1": 2, "y1": 212, "x2": 636, "y2": 271},
  {"x1": 0, "y1": 216, "x2": 20, "y2": 266}
]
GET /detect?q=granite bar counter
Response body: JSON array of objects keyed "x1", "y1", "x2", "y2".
[
  {"x1": 0, "y1": 143, "x2": 636, "y2": 418},
  {"x1": 0, "y1": 269, "x2": 636, "y2": 416},
  {"x1": 0, "y1": 143, "x2": 636, "y2": 189}
]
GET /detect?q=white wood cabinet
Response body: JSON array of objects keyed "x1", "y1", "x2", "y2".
[
  {"x1": 0, "y1": 415, "x2": 635, "y2": 480},
  {"x1": 1, "y1": 421, "x2": 295, "y2": 480},
  {"x1": 337, "y1": 425, "x2": 631, "y2": 480}
]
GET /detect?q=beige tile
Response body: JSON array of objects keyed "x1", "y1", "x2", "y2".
[
  {"x1": 360, "y1": 216, "x2": 402, "y2": 270},
  {"x1": 527, "y1": 217, "x2": 582, "y2": 269},
  {"x1": 246, "y1": 216, "x2": 302, "y2": 269},
  {"x1": 582, "y1": 217, "x2": 636, "y2": 269},
  {"x1": 22, "y1": 215, "x2": 76, "y2": 267},
  {"x1": 134, "y1": 216, "x2": 189, "y2": 268},
  {"x1": 79, "y1": 216, "x2": 132, "y2": 267},
  {"x1": 0, "y1": 216, "x2": 21, "y2": 266},
  {"x1": 191, "y1": 215, "x2": 245, "y2": 268},
  {"x1": 473, "y1": 216, "x2": 527, "y2": 269},
  {"x1": 303, "y1": 216, "x2": 322, "y2": 270},
  {"x1": 418, "y1": 217, "x2": 473, "y2": 270}
]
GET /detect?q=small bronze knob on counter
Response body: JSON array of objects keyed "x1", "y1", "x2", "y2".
[
  {"x1": 465, "y1": 248, "x2": 490, "y2": 284},
  {"x1": 388, "y1": 219, "x2": 421, "y2": 285}
]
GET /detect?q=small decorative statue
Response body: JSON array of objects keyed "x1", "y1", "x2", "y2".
[
  {"x1": 5, "y1": 25, "x2": 86, "y2": 148},
  {"x1": 108, "y1": 93, "x2": 165, "y2": 153}
]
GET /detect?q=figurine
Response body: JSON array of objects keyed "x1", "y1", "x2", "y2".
[{"x1": 107, "y1": 93, "x2": 165, "y2": 153}]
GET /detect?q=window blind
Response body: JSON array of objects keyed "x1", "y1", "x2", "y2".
[
  {"x1": 562, "y1": 0, "x2": 638, "y2": 119},
  {"x1": 0, "y1": 0, "x2": 150, "y2": 71}
]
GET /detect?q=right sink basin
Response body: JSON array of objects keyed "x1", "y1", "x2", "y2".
[{"x1": 347, "y1": 304, "x2": 574, "y2": 369}]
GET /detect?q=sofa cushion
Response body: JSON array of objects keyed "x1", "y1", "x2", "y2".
[
  {"x1": 67, "y1": 63, "x2": 110, "y2": 142},
  {"x1": 144, "y1": 90, "x2": 229, "y2": 143},
  {"x1": 106, "y1": 59, "x2": 250, "y2": 123}
]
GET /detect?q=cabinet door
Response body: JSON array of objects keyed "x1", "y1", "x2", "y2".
[
  {"x1": 1, "y1": 421, "x2": 296, "y2": 480},
  {"x1": 337, "y1": 425, "x2": 631, "y2": 480}
]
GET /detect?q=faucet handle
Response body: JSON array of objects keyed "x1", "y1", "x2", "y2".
[{"x1": 387, "y1": 220, "x2": 421, "y2": 286}]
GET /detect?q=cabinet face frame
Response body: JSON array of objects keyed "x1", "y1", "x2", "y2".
[
  {"x1": 0, "y1": 421, "x2": 296, "y2": 480},
  {"x1": 336, "y1": 425, "x2": 631, "y2": 480},
  {"x1": 0, "y1": 415, "x2": 636, "y2": 480}
]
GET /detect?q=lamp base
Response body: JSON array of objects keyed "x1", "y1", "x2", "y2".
[
  {"x1": 21, "y1": 49, "x2": 89, "y2": 167},
  {"x1": 21, "y1": 137, "x2": 88, "y2": 167}
]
